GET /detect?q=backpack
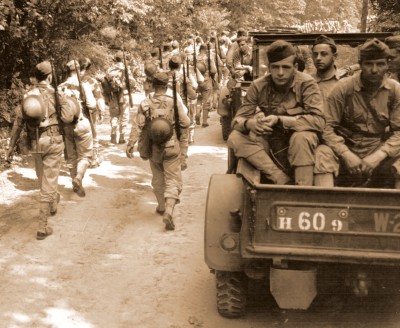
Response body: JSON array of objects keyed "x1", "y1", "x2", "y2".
[{"x1": 105, "y1": 63, "x2": 124, "y2": 94}]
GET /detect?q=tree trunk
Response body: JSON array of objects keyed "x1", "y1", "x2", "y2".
[{"x1": 360, "y1": 0, "x2": 369, "y2": 32}]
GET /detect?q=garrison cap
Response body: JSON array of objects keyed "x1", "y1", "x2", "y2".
[
  {"x1": 169, "y1": 54, "x2": 181, "y2": 65},
  {"x1": 66, "y1": 60, "x2": 80, "y2": 71},
  {"x1": 359, "y1": 38, "x2": 392, "y2": 60},
  {"x1": 267, "y1": 40, "x2": 296, "y2": 63},
  {"x1": 385, "y1": 35, "x2": 400, "y2": 49},
  {"x1": 152, "y1": 72, "x2": 170, "y2": 86},
  {"x1": 313, "y1": 34, "x2": 337, "y2": 52},
  {"x1": 35, "y1": 61, "x2": 52, "y2": 76}
]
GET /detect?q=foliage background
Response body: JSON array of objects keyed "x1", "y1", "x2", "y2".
[{"x1": 0, "y1": 0, "x2": 397, "y2": 125}]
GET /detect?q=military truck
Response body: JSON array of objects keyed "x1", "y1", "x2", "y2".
[{"x1": 206, "y1": 32, "x2": 396, "y2": 318}]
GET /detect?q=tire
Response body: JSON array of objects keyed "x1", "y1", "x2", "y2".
[
  {"x1": 221, "y1": 116, "x2": 232, "y2": 141},
  {"x1": 216, "y1": 271, "x2": 248, "y2": 318}
]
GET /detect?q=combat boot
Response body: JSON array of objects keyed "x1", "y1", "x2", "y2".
[
  {"x1": 119, "y1": 133, "x2": 126, "y2": 144},
  {"x1": 246, "y1": 151, "x2": 291, "y2": 185},
  {"x1": 50, "y1": 193, "x2": 60, "y2": 216},
  {"x1": 37, "y1": 202, "x2": 53, "y2": 240},
  {"x1": 73, "y1": 160, "x2": 89, "y2": 197},
  {"x1": 195, "y1": 116, "x2": 201, "y2": 125},
  {"x1": 110, "y1": 133, "x2": 117, "y2": 144},
  {"x1": 294, "y1": 165, "x2": 314, "y2": 186},
  {"x1": 163, "y1": 198, "x2": 177, "y2": 231},
  {"x1": 154, "y1": 191, "x2": 165, "y2": 215}
]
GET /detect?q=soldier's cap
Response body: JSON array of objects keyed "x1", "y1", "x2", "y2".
[
  {"x1": 199, "y1": 44, "x2": 207, "y2": 51},
  {"x1": 385, "y1": 35, "x2": 400, "y2": 49},
  {"x1": 359, "y1": 38, "x2": 392, "y2": 61},
  {"x1": 167, "y1": 35, "x2": 174, "y2": 41},
  {"x1": 66, "y1": 60, "x2": 80, "y2": 71},
  {"x1": 237, "y1": 27, "x2": 246, "y2": 34},
  {"x1": 195, "y1": 37, "x2": 202, "y2": 43},
  {"x1": 313, "y1": 34, "x2": 337, "y2": 52},
  {"x1": 169, "y1": 54, "x2": 181, "y2": 65},
  {"x1": 35, "y1": 61, "x2": 52, "y2": 76},
  {"x1": 184, "y1": 46, "x2": 194, "y2": 55},
  {"x1": 237, "y1": 36, "x2": 249, "y2": 44},
  {"x1": 267, "y1": 40, "x2": 296, "y2": 63},
  {"x1": 152, "y1": 72, "x2": 170, "y2": 86},
  {"x1": 163, "y1": 42, "x2": 171, "y2": 49},
  {"x1": 150, "y1": 48, "x2": 159, "y2": 55},
  {"x1": 144, "y1": 61, "x2": 158, "y2": 77},
  {"x1": 172, "y1": 40, "x2": 179, "y2": 48}
]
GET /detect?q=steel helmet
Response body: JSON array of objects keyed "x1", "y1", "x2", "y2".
[
  {"x1": 22, "y1": 95, "x2": 45, "y2": 123},
  {"x1": 148, "y1": 117, "x2": 173, "y2": 145},
  {"x1": 65, "y1": 96, "x2": 81, "y2": 119}
]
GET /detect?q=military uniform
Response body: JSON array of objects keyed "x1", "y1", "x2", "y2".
[
  {"x1": 80, "y1": 57, "x2": 106, "y2": 167},
  {"x1": 315, "y1": 39, "x2": 400, "y2": 188},
  {"x1": 59, "y1": 60, "x2": 95, "y2": 197},
  {"x1": 228, "y1": 40, "x2": 325, "y2": 186},
  {"x1": 7, "y1": 61, "x2": 75, "y2": 239},
  {"x1": 127, "y1": 72, "x2": 190, "y2": 230},
  {"x1": 106, "y1": 52, "x2": 135, "y2": 144}
]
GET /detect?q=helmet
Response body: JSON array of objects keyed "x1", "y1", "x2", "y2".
[
  {"x1": 65, "y1": 96, "x2": 81, "y2": 119},
  {"x1": 144, "y1": 61, "x2": 158, "y2": 78},
  {"x1": 22, "y1": 95, "x2": 45, "y2": 123},
  {"x1": 148, "y1": 117, "x2": 173, "y2": 145}
]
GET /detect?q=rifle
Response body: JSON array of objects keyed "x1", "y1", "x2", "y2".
[
  {"x1": 215, "y1": 37, "x2": 221, "y2": 83},
  {"x1": 207, "y1": 42, "x2": 212, "y2": 78},
  {"x1": 50, "y1": 59, "x2": 68, "y2": 160},
  {"x1": 73, "y1": 61, "x2": 97, "y2": 140},
  {"x1": 182, "y1": 61, "x2": 189, "y2": 107},
  {"x1": 159, "y1": 46, "x2": 163, "y2": 69},
  {"x1": 122, "y1": 48, "x2": 134, "y2": 108},
  {"x1": 172, "y1": 72, "x2": 181, "y2": 140},
  {"x1": 193, "y1": 40, "x2": 198, "y2": 82}
]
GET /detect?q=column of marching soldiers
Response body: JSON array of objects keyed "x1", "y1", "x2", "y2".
[
  {"x1": 7, "y1": 27, "x2": 400, "y2": 239},
  {"x1": 5, "y1": 29, "x2": 243, "y2": 238}
]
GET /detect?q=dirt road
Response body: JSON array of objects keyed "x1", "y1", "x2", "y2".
[{"x1": 1, "y1": 94, "x2": 400, "y2": 328}]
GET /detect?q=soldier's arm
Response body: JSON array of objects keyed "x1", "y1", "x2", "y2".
[
  {"x1": 6, "y1": 107, "x2": 24, "y2": 162},
  {"x1": 231, "y1": 80, "x2": 260, "y2": 132},
  {"x1": 379, "y1": 83, "x2": 400, "y2": 158},
  {"x1": 278, "y1": 78, "x2": 325, "y2": 133}
]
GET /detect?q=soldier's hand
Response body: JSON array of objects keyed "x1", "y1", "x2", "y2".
[
  {"x1": 341, "y1": 150, "x2": 363, "y2": 175},
  {"x1": 361, "y1": 150, "x2": 387, "y2": 176},
  {"x1": 126, "y1": 143, "x2": 135, "y2": 159}
]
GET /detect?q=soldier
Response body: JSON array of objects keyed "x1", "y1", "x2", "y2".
[
  {"x1": 79, "y1": 57, "x2": 106, "y2": 167},
  {"x1": 161, "y1": 43, "x2": 172, "y2": 71},
  {"x1": 6, "y1": 61, "x2": 75, "y2": 240},
  {"x1": 385, "y1": 35, "x2": 400, "y2": 82},
  {"x1": 314, "y1": 39, "x2": 400, "y2": 188},
  {"x1": 126, "y1": 72, "x2": 191, "y2": 230},
  {"x1": 227, "y1": 40, "x2": 325, "y2": 186},
  {"x1": 167, "y1": 54, "x2": 198, "y2": 170},
  {"x1": 59, "y1": 60, "x2": 95, "y2": 197},
  {"x1": 226, "y1": 27, "x2": 248, "y2": 78},
  {"x1": 311, "y1": 35, "x2": 359, "y2": 104},
  {"x1": 231, "y1": 36, "x2": 253, "y2": 81},
  {"x1": 105, "y1": 51, "x2": 136, "y2": 144},
  {"x1": 195, "y1": 44, "x2": 217, "y2": 127}
]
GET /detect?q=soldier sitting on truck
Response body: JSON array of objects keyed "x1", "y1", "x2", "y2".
[
  {"x1": 227, "y1": 40, "x2": 325, "y2": 185},
  {"x1": 231, "y1": 37, "x2": 253, "y2": 81},
  {"x1": 314, "y1": 38, "x2": 400, "y2": 188}
]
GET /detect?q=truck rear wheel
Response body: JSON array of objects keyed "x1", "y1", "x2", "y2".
[
  {"x1": 220, "y1": 116, "x2": 232, "y2": 141},
  {"x1": 216, "y1": 271, "x2": 248, "y2": 318}
]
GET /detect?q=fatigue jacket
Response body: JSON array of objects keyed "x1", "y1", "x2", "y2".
[
  {"x1": 323, "y1": 72, "x2": 400, "y2": 158},
  {"x1": 232, "y1": 71, "x2": 325, "y2": 134}
]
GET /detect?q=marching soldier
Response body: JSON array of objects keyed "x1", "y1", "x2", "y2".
[
  {"x1": 79, "y1": 57, "x2": 106, "y2": 167},
  {"x1": 105, "y1": 51, "x2": 136, "y2": 144},
  {"x1": 7, "y1": 60, "x2": 75, "y2": 240},
  {"x1": 59, "y1": 60, "x2": 96, "y2": 197},
  {"x1": 126, "y1": 72, "x2": 190, "y2": 231}
]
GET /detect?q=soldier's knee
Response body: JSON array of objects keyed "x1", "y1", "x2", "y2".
[
  {"x1": 290, "y1": 131, "x2": 318, "y2": 149},
  {"x1": 314, "y1": 145, "x2": 339, "y2": 175}
]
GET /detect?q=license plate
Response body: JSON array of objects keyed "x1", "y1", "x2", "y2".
[{"x1": 272, "y1": 204, "x2": 400, "y2": 234}]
